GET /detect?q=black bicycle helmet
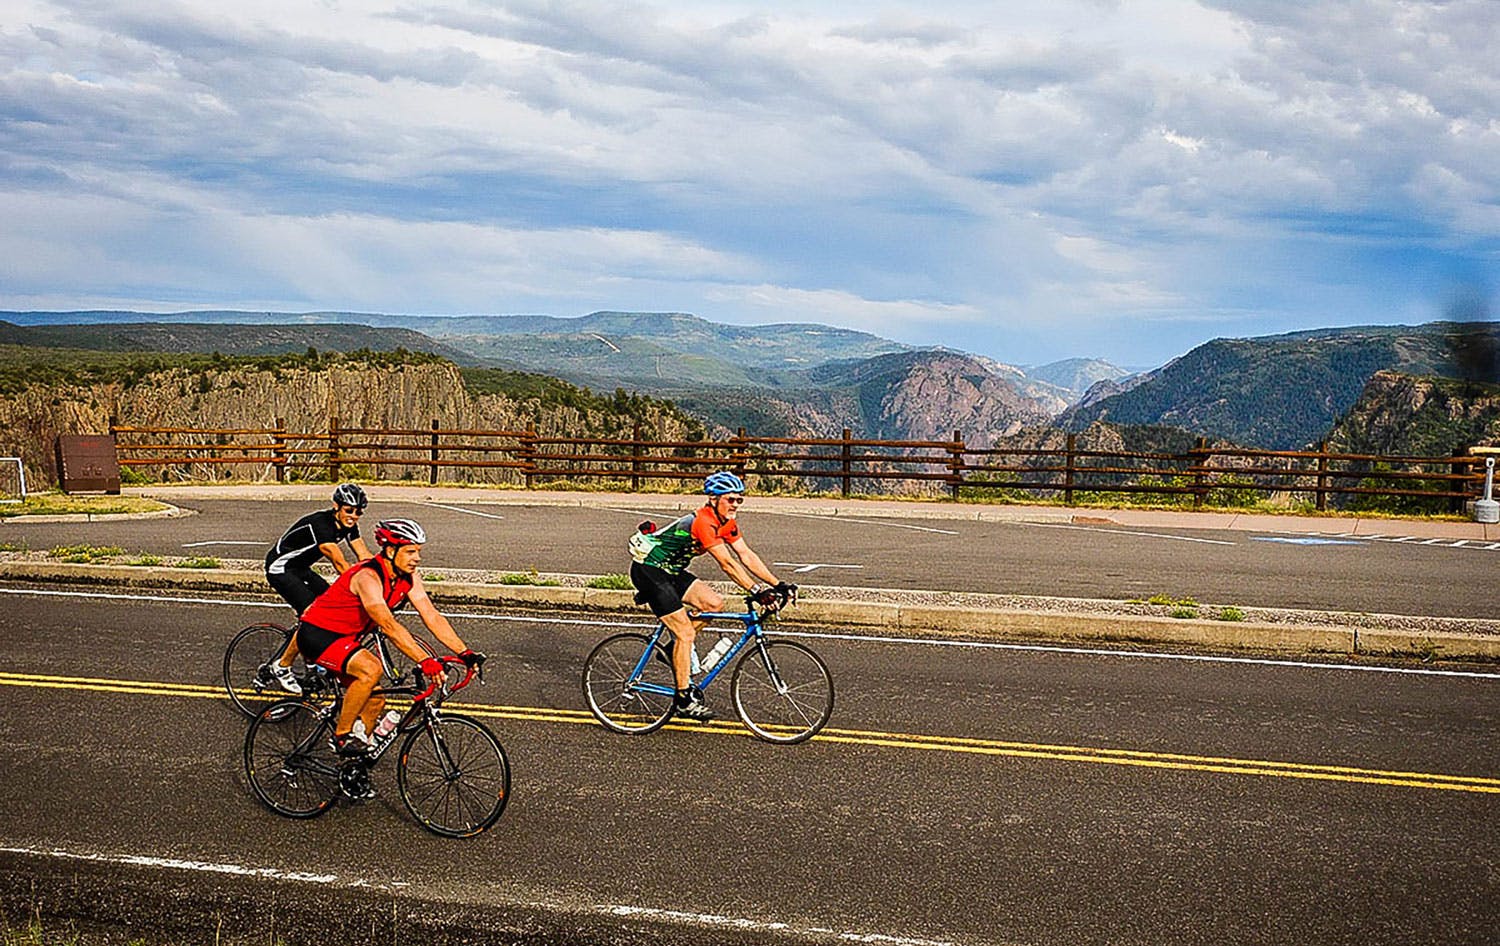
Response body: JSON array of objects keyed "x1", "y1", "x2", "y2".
[{"x1": 332, "y1": 482, "x2": 368, "y2": 509}]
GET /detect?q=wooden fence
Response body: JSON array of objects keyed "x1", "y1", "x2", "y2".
[{"x1": 107, "y1": 419, "x2": 1491, "y2": 511}]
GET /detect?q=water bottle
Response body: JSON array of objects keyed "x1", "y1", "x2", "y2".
[
  {"x1": 701, "y1": 636, "x2": 734, "y2": 672},
  {"x1": 373, "y1": 710, "x2": 401, "y2": 744}
]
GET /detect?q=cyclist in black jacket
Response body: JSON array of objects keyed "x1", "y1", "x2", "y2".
[{"x1": 260, "y1": 483, "x2": 373, "y2": 693}]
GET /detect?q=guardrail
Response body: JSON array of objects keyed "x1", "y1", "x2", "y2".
[{"x1": 107, "y1": 420, "x2": 1488, "y2": 511}]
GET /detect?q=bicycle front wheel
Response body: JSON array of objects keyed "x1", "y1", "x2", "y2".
[
  {"x1": 397, "y1": 714, "x2": 510, "y2": 838},
  {"x1": 581, "y1": 632, "x2": 675, "y2": 735},
  {"x1": 243, "y1": 699, "x2": 340, "y2": 818},
  {"x1": 224, "y1": 622, "x2": 296, "y2": 717},
  {"x1": 731, "y1": 639, "x2": 834, "y2": 744}
]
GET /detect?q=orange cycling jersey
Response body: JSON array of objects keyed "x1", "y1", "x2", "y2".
[{"x1": 631, "y1": 505, "x2": 740, "y2": 575}]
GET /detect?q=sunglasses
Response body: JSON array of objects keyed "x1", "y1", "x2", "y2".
[
  {"x1": 720, "y1": 496, "x2": 745, "y2": 505},
  {"x1": 339, "y1": 506, "x2": 364, "y2": 516}
]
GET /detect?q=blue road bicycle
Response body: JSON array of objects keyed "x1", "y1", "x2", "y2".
[{"x1": 581, "y1": 590, "x2": 833, "y2": 745}]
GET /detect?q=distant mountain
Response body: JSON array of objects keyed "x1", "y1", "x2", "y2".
[
  {"x1": 673, "y1": 349, "x2": 1056, "y2": 444},
  {"x1": 1326, "y1": 371, "x2": 1500, "y2": 456},
  {"x1": 1058, "y1": 321, "x2": 1500, "y2": 449},
  {"x1": 1024, "y1": 357, "x2": 1135, "y2": 396},
  {"x1": 0, "y1": 319, "x2": 476, "y2": 363},
  {"x1": 2, "y1": 310, "x2": 910, "y2": 379}
]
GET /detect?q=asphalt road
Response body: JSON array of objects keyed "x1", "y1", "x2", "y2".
[
  {"x1": 1, "y1": 586, "x2": 1496, "y2": 945},
  {"x1": 3, "y1": 497, "x2": 1497, "y2": 617}
]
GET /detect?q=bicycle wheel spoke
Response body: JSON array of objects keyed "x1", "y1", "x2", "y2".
[
  {"x1": 397, "y1": 715, "x2": 510, "y2": 837},
  {"x1": 244, "y1": 701, "x2": 340, "y2": 818},
  {"x1": 731, "y1": 640, "x2": 834, "y2": 745},
  {"x1": 582, "y1": 632, "x2": 675, "y2": 734}
]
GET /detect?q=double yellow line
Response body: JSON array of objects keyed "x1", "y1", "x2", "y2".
[{"x1": 4, "y1": 671, "x2": 1497, "y2": 794}]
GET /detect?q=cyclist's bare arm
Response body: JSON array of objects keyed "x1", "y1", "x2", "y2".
[
  {"x1": 348, "y1": 537, "x2": 374, "y2": 564},
  {"x1": 318, "y1": 541, "x2": 354, "y2": 574},
  {"x1": 704, "y1": 542, "x2": 760, "y2": 591},
  {"x1": 350, "y1": 569, "x2": 433, "y2": 664},
  {"x1": 727, "y1": 537, "x2": 780, "y2": 587},
  {"x1": 407, "y1": 578, "x2": 468, "y2": 655}
]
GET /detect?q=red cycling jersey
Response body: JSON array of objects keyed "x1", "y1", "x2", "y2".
[{"x1": 300, "y1": 557, "x2": 413, "y2": 637}]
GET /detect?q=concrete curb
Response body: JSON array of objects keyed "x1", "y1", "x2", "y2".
[
  {"x1": 0, "y1": 502, "x2": 191, "y2": 525},
  {"x1": 3, "y1": 560, "x2": 1495, "y2": 661}
]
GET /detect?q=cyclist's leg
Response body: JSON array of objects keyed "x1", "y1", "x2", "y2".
[
  {"x1": 267, "y1": 570, "x2": 328, "y2": 665},
  {"x1": 336, "y1": 648, "x2": 383, "y2": 742}
]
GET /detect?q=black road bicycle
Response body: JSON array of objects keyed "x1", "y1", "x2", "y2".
[{"x1": 243, "y1": 656, "x2": 510, "y2": 838}]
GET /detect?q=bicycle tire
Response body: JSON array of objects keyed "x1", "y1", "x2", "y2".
[
  {"x1": 243, "y1": 699, "x2": 341, "y2": 818},
  {"x1": 730, "y1": 639, "x2": 834, "y2": 744},
  {"x1": 397, "y1": 713, "x2": 510, "y2": 838},
  {"x1": 581, "y1": 632, "x2": 676, "y2": 735},
  {"x1": 224, "y1": 623, "x2": 296, "y2": 717}
]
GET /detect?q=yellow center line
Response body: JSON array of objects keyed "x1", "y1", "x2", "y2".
[{"x1": 4, "y1": 671, "x2": 1496, "y2": 794}]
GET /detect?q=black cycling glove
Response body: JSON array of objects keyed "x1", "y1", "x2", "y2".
[{"x1": 459, "y1": 649, "x2": 486, "y2": 669}]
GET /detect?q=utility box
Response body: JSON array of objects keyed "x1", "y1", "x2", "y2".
[{"x1": 54, "y1": 435, "x2": 121, "y2": 494}]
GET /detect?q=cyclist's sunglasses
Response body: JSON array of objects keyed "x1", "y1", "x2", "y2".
[
  {"x1": 720, "y1": 495, "x2": 745, "y2": 505},
  {"x1": 339, "y1": 505, "x2": 364, "y2": 516}
]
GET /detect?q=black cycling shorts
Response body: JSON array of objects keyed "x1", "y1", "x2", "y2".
[
  {"x1": 630, "y1": 562, "x2": 700, "y2": 618},
  {"x1": 266, "y1": 567, "x2": 330, "y2": 616}
]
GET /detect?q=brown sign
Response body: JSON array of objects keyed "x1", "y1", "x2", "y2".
[{"x1": 55, "y1": 435, "x2": 121, "y2": 494}]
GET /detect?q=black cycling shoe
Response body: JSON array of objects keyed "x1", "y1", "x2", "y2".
[
  {"x1": 333, "y1": 733, "x2": 371, "y2": 758},
  {"x1": 673, "y1": 687, "x2": 715, "y2": 722}
]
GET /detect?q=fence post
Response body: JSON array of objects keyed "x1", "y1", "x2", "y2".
[
  {"x1": 1316, "y1": 441, "x2": 1329, "y2": 512},
  {"x1": 1064, "y1": 433, "x2": 1076, "y2": 505},
  {"x1": 841, "y1": 429, "x2": 852, "y2": 498},
  {"x1": 735, "y1": 428, "x2": 749, "y2": 483},
  {"x1": 328, "y1": 415, "x2": 340, "y2": 483},
  {"x1": 632, "y1": 423, "x2": 643, "y2": 492},
  {"x1": 272, "y1": 416, "x2": 286, "y2": 483},
  {"x1": 1450, "y1": 449, "x2": 1468, "y2": 514},
  {"x1": 522, "y1": 425, "x2": 537, "y2": 489},
  {"x1": 1192, "y1": 437, "x2": 1207, "y2": 509},
  {"x1": 949, "y1": 429, "x2": 964, "y2": 500}
]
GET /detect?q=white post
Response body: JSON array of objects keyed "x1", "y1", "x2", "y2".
[{"x1": 1475, "y1": 457, "x2": 1499, "y2": 523}]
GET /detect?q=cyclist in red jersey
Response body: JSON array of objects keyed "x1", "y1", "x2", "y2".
[
  {"x1": 296, "y1": 518, "x2": 483, "y2": 760},
  {"x1": 629, "y1": 471, "x2": 793, "y2": 720}
]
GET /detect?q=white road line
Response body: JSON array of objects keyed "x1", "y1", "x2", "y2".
[
  {"x1": 776, "y1": 562, "x2": 864, "y2": 573},
  {"x1": 1, "y1": 844, "x2": 956, "y2": 945},
  {"x1": 601, "y1": 906, "x2": 958, "y2": 946},
  {"x1": 182, "y1": 540, "x2": 265, "y2": 548},
  {"x1": 422, "y1": 502, "x2": 505, "y2": 520},
  {"x1": 0, "y1": 586, "x2": 1492, "y2": 680},
  {"x1": 1022, "y1": 522, "x2": 1236, "y2": 545},
  {"x1": 0, "y1": 845, "x2": 337, "y2": 883}
]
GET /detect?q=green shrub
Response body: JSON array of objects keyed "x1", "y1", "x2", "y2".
[
  {"x1": 1216, "y1": 606, "x2": 1246, "y2": 622},
  {"x1": 586, "y1": 573, "x2": 632, "y2": 590},
  {"x1": 179, "y1": 556, "x2": 221, "y2": 569},
  {"x1": 1168, "y1": 605, "x2": 1199, "y2": 619},
  {"x1": 497, "y1": 569, "x2": 559, "y2": 586},
  {"x1": 47, "y1": 544, "x2": 125, "y2": 563},
  {"x1": 125, "y1": 554, "x2": 163, "y2": 567}
]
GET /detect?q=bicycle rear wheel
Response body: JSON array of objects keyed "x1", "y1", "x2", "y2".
[
  {"x1": 397, "y1": 714, "x2": 510, "y2": 838},
  {"x1": 730, "y1": 639, "x2": 834, "y2": 744},
  {"x1": 582, "y1": 632, "x2": 675, "y2": 735},
  {"x1": 243, "y1": 700, "x2": 341, "y2": 818}
]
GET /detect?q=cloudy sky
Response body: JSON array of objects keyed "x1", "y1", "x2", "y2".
[{"x1": 2, "y1": 1, "x2": 1496, "y2": 368}]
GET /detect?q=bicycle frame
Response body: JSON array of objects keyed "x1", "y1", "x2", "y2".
[{"x1": 630, "y1": 608, "x2": 777, "y2": 699}]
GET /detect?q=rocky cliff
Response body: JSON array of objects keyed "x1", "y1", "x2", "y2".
[
  {"x1": 1, "y1": 359, "x2": 700, "y2": 489},
  {"x1": 1325, "y1": 371, "x2": 1500, "y2": 456}
]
